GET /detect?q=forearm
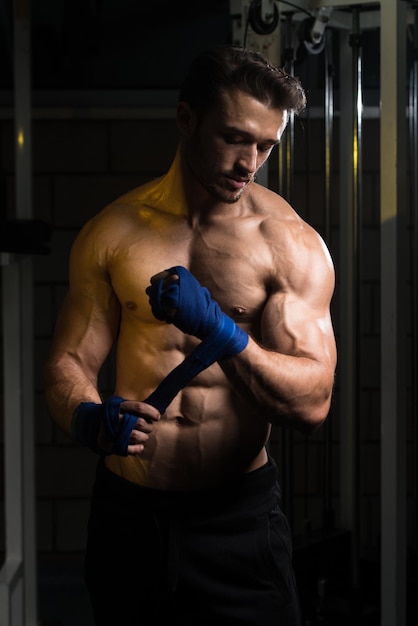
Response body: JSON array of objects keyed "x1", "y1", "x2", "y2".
[
  {"x1": 44, "y1": 354, "x2": 102, "y2": 436},
  {"x1": 146, "y1": 266, "x2": 335, "y2": 431},
  {"x1": 220, "y1": 336, "x2": 334, "y2": 433}
]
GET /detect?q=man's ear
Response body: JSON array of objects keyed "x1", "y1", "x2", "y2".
[{"x1": 176, "y1": 102, "x2": 196, "y2": 136}]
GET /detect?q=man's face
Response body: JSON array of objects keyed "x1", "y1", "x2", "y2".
[{"x1": 183, "y1": 89, "x2": 288, "y2": 204}]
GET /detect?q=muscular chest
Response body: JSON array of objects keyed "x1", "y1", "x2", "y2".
[{"x1": 111, "y1": 217, "x2": 270, "y2": 328}]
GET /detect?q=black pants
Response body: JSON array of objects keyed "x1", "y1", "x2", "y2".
[{"x1": 85, "y1": 456, "x2": 302, "y2": 625}]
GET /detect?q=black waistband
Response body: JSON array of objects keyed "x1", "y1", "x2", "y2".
[{"x1": 93, "y1": 455, "x2": 280, "y2": 517}]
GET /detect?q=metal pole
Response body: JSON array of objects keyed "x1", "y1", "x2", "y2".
[
  {"x1": 14, "y1": 0, "x2": 38, "y2": 619},
  {"x1": 408, "y1": 2, "x2": 418, "y2": 556},
  {"x1": 338, "y1": 5, "x2": 355, "y2": 582},
  {"x1": 348, "y1": 6, "x2": 363, "y2": 593},
  {"x1": 322, "y1": 26, "x2": 335, "y2": 532},
  {"x1": 380, "y1": 1, "x2": 408, "y2": 624},
  {"x1": 0, "y1": 1, "x2": 38, "y2": 624},
  {"x1": 279, "y1": 12, "x2": 296, "y2": 530},
  {"x1": 282, "y1": 13, "x2": 295, "y2": 204}
]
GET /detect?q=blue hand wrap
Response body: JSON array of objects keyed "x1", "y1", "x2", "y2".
[
  {"x1": 72, "y1": 270, "x2": 249, "y2": 449},
  {"x1": 71, "y1": 395, "x2": 138, "y2": 456},
  {"x1": 144, "y1": 315, "x2": 248, "y2": 414},
  {"x1": 146, "y1": 266, "x2": 248, "y2": 358}
]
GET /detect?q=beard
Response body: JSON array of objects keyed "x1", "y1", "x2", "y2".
[
  {"x1": 203, "y1": 180, "x2": 247, "y2": 204},
  {"x1": 186, "y1": 154, "x2": 255, "y2": 204}
]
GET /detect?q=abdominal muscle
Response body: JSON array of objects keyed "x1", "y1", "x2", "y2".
[{"x1": 105, "y1": 364, "x2": 270, "y2": 491}]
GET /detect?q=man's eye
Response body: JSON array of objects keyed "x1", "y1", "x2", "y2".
[
  {"x1": 224, "y1": 135, "x2": 242, "y2": 144},
  {"x1": 258, "y1": 144, "x2": 273, "y2": 153}
]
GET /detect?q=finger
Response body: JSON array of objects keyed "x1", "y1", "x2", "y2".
[
  {"x1": 128, "y1": 428, "x2": 150, "y2": 444},
  {"x1": 163, "y1": 273, "x2": 179, "y2": 286},
  {"x1": 126, "y1": 429, "x2": 151, "y2": 455},
  {"x1": 126, "y1": 442, "x2": 145, "y2": 456},
  {"x1": 150, "y1": 270, "x2": 172, "y2": 284},
  {"x1": 120, "y1": 401, "x2": 161, "y2": 422},
  {"x1": 160, "y1": 275, "x2": 179, "y2": 318},
  {"x1": 131, "y1": 417, "x2": 154, "y2": 434}
]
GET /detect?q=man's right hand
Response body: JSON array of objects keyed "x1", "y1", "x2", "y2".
[{"x1": 71, "y1": 396, "x2": 160, "y2": 456}]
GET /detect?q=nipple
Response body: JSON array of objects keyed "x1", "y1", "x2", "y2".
[{"x1": 232, "y1": 305, "x2": 247, "y2": 315}]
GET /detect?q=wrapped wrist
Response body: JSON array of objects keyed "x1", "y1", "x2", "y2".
[{"x1": 71, "y1": 396, "x2": 137, "y2": 456}]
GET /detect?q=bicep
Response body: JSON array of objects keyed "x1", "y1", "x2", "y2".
[
  {"x1": 50, "y1": 290, "x2": 120, "y2": 378},
  {"x1": 49, "y1": 236, "x2": 121, "y2": 378},
  {"x1": 260, "y1": 259, "x2": 336, "y2": 368}
]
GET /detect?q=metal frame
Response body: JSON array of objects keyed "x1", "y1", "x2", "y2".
[
  {"x1": 233, "y1": 2, "x2": 409, "y2": 624},
  {"x1": 294, "y1": 3, "x2": 408, "y2": 625},
  {"x1": 379, "y1": 3, "x2": 408, "y2": 625},
  {"x1": 0, "y1": 1, "x2": 38, "y2": 625}
]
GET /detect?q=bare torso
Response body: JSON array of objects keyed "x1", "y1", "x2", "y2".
[
  {"x1": 45, "y1": 89, "x2": 336, "y2": 492},
  {"x1": 52, "y1": 137, "x2": 335, "y2": 491},
  {"x1": 104, "y1": 177, "x2": 277, "y2": 488}
]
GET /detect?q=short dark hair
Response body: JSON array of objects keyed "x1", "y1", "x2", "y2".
[{"x1": 179, "y1": 45, "x2": 306, "y2": 116}]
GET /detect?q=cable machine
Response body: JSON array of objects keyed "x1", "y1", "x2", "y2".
[{"x1": 231, "y1": 1, "x2": 410, "y2": 624}]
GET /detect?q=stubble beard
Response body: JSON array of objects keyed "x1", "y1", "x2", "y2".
[
  {"x1": 205, "y1": 181, "x2": 246, "y2": 204},
  {"x1": 199, "y1": 167, "x2": 256, "y2": 204},
  {"x1": 185, "y1": 149, "x2": 255, "y2": 204}
]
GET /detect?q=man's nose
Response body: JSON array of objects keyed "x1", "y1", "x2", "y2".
[{"x1": 237, "y1": 144, "x2": 258, "y2": 174}]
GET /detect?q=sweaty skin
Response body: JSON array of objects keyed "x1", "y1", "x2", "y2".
[{"x1": 44, "y1": 89, "x2": 337, "y2": 490}]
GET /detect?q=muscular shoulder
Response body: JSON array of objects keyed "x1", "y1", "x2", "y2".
[
  {"x1": 74, "y1": 179, "x2": 174, "y2": 258},
  {"x1": 251, "y1": 183, "x2": 335, "y2": 298}
]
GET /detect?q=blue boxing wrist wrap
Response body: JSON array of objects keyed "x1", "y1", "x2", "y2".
[
  {"x1": 71, "y1": 395, "x2": 138, "y2": 456},
  {"x1": 144, "y1": 266, "x2": 249, "y2": 413},
  {"x1": 144, "y1": 318, "x2": 248, "y2": 414},
  {"x1": 73, "y1": 268, "x2": 250, "y2": 442},
  {"x1": 146, "y1": 266, "x2": 248, "y2": 359}
]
